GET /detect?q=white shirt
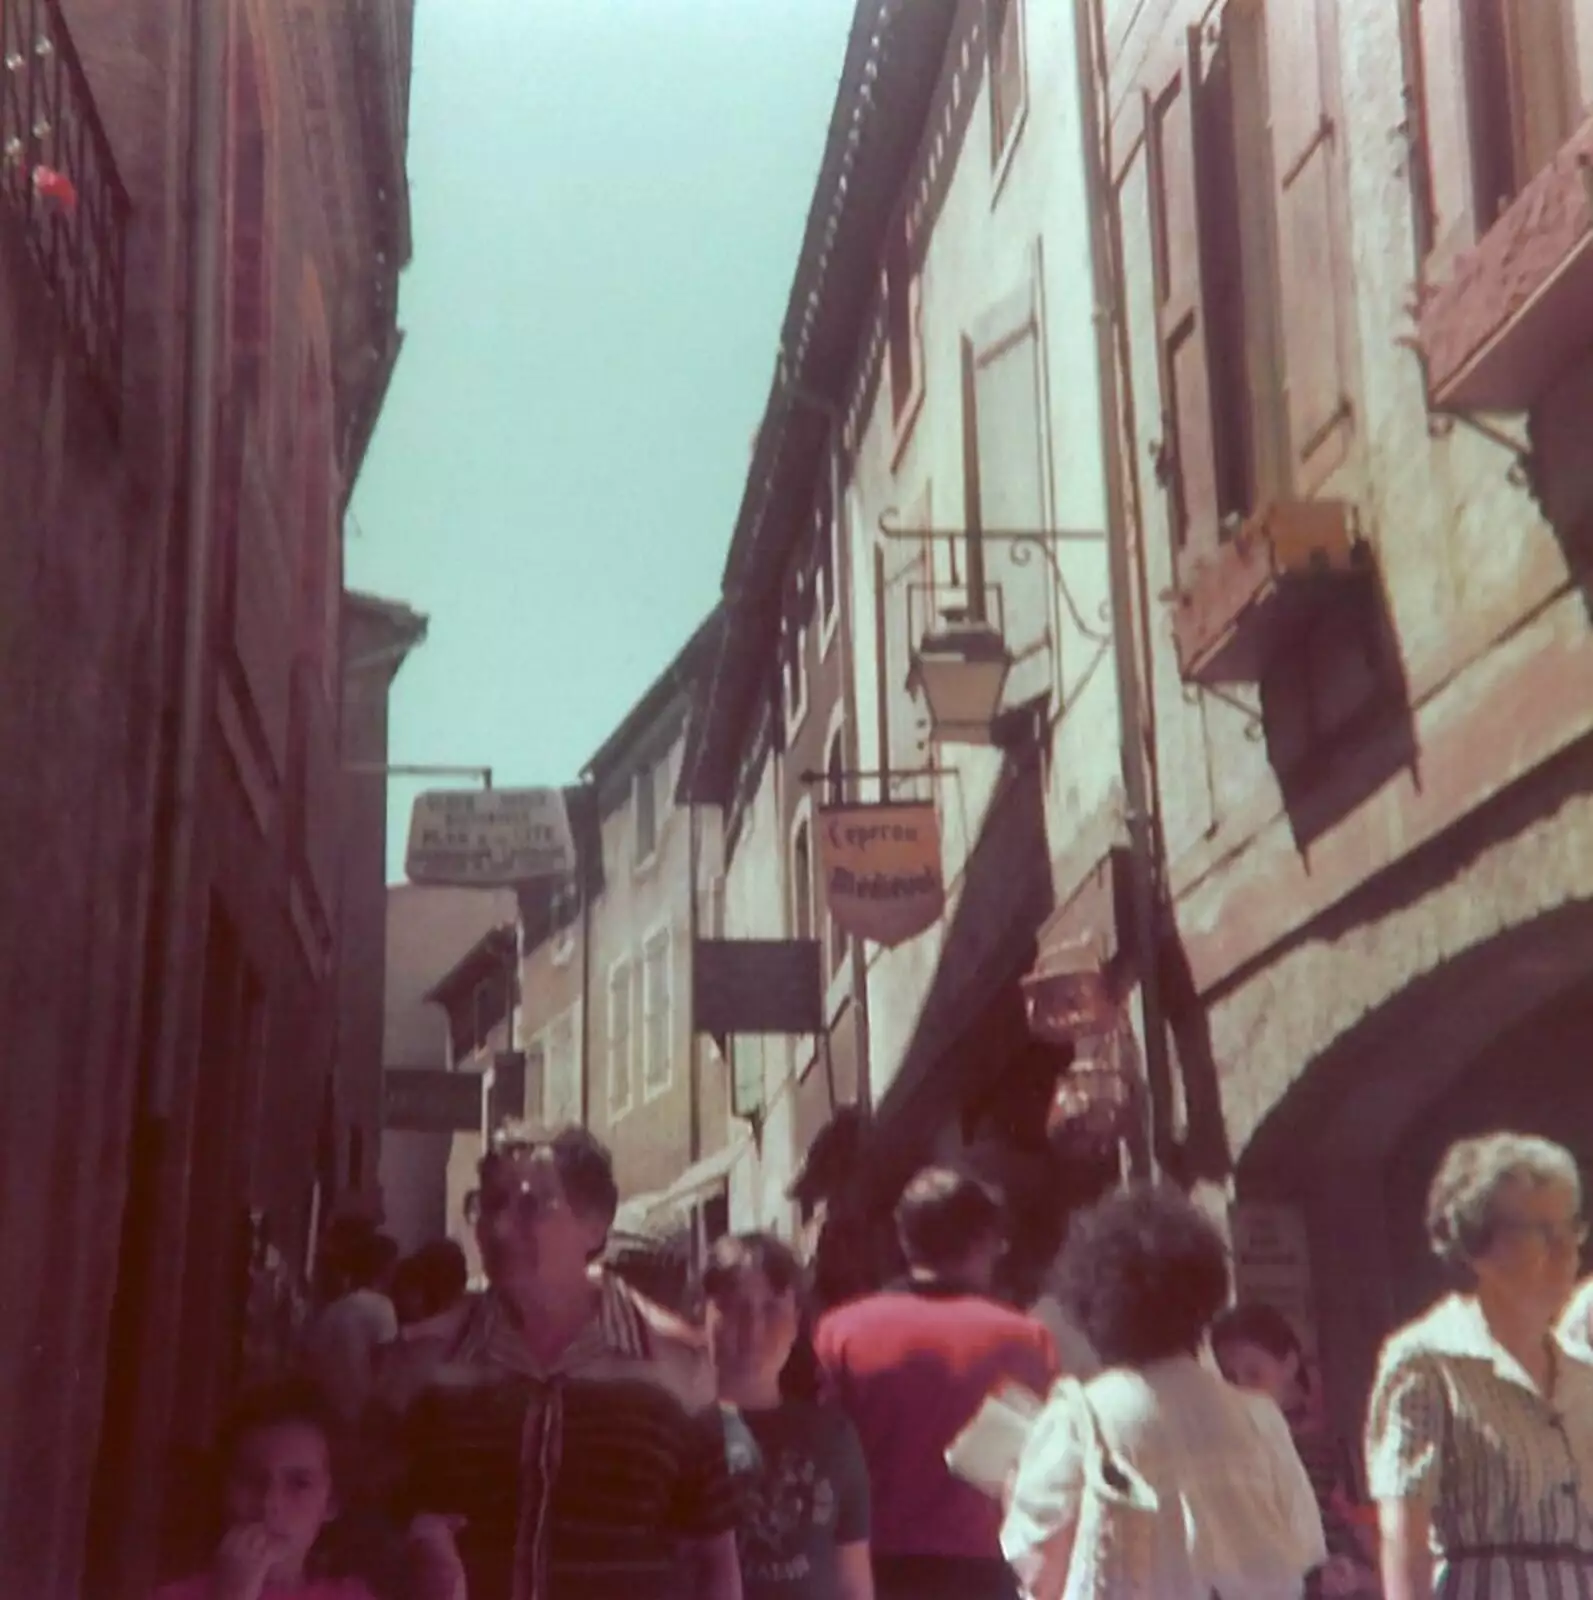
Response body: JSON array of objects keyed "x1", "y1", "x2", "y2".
[
  {"x1": 302, "y1": 1288, "x2": 398, "y2": 1417},
  {"x1": 1003, "y1": 1355, "x2": 1325, "y2": 1600},
  {"x1": 1029, "y1": 1293, "x2": 1102, "y2": 1380}
]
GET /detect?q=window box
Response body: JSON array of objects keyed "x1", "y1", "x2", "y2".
[
  {"x1": 1170, "y1": 499, "x2": 1370, "y2": 685},
  {"x1": 1419, "y1": 110, "x2": 1593, "y2": 414}
]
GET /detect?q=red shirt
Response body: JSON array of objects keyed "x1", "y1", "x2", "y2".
[{"x1": 814, "y1": 1284, "x2": 1058, "y2": 1562}]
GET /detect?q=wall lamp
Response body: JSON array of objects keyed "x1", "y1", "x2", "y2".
[{"x1": 878, "y1": 507, "x2": 1109, "y2": 743}]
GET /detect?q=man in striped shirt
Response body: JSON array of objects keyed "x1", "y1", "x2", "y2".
[{"x1": 390, "y1": 1123, "x2": 742, "y2": 1600}]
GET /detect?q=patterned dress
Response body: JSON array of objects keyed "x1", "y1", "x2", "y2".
[{"x1": 1366, "y1": 1295, "x2": 1593, "y2": 1599}]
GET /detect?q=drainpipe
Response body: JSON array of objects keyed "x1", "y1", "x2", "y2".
[
  {"x1": 687, "y1": 802, "x2": 702, "y2": 1164},
  {"x1": 577, "y1": 780, "x2": 595, "y2": 1131},
  {"x1": 1074, "y1": 0, "x2": 1168, "y2": 1177},
  {"x1": 777, "y1": 368, "x2": 874, "y2": 1119},
  {"x1": 149, "y1": 0, "x2": 228, "y2": 1122},
  {"x1": 86, "y1": 0, "x2": 226, "y2": 1588}
]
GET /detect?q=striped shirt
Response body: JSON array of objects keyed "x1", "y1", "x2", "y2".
[
  {"x1": 396, "y1": 1273, "x2": 737, "y2": 1600},
  {"x1": 1366, "y1": 1295, "x2": 1593, "y2": 1599}
]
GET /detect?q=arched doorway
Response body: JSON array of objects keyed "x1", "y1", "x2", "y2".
[{"x1": 1234, "y1": 895, "x2": 1593, "y2": 1440}]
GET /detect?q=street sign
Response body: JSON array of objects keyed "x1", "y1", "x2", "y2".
[
  {"x1": 383, "y1": 1069, "x2": 484, "y2": 1133},
  {"x1": 405, "y1": 787, "x2": 576, "y2": 887}
]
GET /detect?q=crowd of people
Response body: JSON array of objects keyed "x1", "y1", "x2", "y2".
[{"x1": 150, "y1": 1124, "x2": 1593, "y2": 1600}]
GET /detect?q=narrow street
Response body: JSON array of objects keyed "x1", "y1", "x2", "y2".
[{"x1": 5, "y1": 0, "x2": 1593, "y2": 1596}]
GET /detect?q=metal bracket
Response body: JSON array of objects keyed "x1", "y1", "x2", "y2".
[
  {"x1": 1182, "y1": 681, "x2": 1265, "y2": 742},
  {"x1": 878, "y1": 508, "x2": 1113, "y2": 643},
  {"x1": 1427, "y1": 410, "x2": 1535, "y2": 491},
  {"x1": 798, "y1": 766, "x2": 954, "y2": 791}
]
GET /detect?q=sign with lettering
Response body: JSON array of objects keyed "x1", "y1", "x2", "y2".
[
  {"x1": 383, "y1": 1069, "x2": 484, "y2": 1133},
  {"x1": 405, "y1": 787, "x2": 576, "y2": 887},
  {"x1": 693, "y1": 939, "x2": 825, "y2": 1040},
  {"x1": 1230, "y1": 1201, "x2": 1319, "y2": 1361},
  {"x1": 818, "y1": 801, "x2": 945, "y2": 948}
]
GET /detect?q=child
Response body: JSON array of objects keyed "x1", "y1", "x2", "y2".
[
  {"x1": 702, "y1": 1232, "x2": 874, "y2": 1600},
  {"x1": 1211, "y1": 1303, "x2": 1380, "y2": 1599},
  {"x1": 153, "y1": 1379, "x2": 381, "y2": 1600}
]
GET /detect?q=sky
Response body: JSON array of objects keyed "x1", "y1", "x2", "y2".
[{"x1": 349, "y1": 0, "x2": 856, "y2": 881}]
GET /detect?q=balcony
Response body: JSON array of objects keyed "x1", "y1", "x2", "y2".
[
  {"x1": 1419, "y1": 111, "x2": 1593, "y2": 415},
  {"x1": 0, "y1": 0, "x2": 129, "y2": 424},
  {"x1": 1171, "y1": 500, "x2": 1371, "y2": 684}
]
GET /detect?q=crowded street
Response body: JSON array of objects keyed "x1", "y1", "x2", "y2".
[{"x1": 7, "y1": 0, "x2": 1593, "y2": 1596}]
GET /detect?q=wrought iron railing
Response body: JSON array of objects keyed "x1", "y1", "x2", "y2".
[{"x1": 0, "y1": 0, "x2": 130, "y2": 426}]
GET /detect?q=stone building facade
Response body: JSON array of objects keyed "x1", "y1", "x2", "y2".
[
  {"x1": 682, "y1": 0, "x2": 1593, "y2": 1443},
  {"x1": 0, "y1": 1, "x2": 413, "y2": 1592}
]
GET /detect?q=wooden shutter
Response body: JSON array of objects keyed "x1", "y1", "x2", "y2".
[
  {"x1": 1145, "y1": 32, "x2": 1222, "y2": 566},
  {"x1": 969, "y1": 280, "x2": 1050, "y2": 703},
  {"x1": 1267, "y1": 1, "x2": 1353, "y2": 494}
]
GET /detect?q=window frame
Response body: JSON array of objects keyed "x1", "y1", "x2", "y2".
[
  {"x1": 789, "y1": 801, "x2": 817, "y2": 945},
  {"x1": 633, "y1": 761, "x2": 660, "y2": 874},
  {"x1": 640, "y1": 925, "x2": 674, "y2": 1102},
  {"x1": 550, "y1": 875, "x2": 579, "y2": 966},
  {"x1": 821, "y1": 716, "x2": 850, "y2": 979},
  {"x1": 782, "y1": 613, "x2": 810, "y2": 740},
  {"x1": 606, "y1": 958, "x2": 635, "y2": 1122},
  {"x1": 816, "y1": 491, "x2": 841, "y2": 658},
  {"x1": 883, "y1": 213, "x2": 927, "y2": 466},
  {"x1": 987, "y1": 0, "x2": 1030, "y2": 196}
]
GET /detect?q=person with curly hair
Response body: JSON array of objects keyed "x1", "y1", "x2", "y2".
[
  {"x1": 1365, "y1": 1133, "x2": 1593, "y2": 1600},
  {"x1": 1002, "y1": 1185, "x2": 1324, "y2": 1600}
]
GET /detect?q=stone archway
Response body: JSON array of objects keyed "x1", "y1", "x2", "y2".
[{"x1": 1206, "y1": 743, "x2": 1593, "y2": 1434}]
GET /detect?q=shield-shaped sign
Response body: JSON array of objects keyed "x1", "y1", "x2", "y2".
[{"x1": 818, "y1": 800, "x2": 946, "y2": 948}]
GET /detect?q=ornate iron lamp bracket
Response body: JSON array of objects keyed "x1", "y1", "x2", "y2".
[{"x1": 877, "y1": 507, "x2": 1113, "y2": 643}]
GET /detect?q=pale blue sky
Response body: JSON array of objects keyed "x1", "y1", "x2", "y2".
[{"x1": 349, "y1": 0, "x2": 854, "y2": 880}]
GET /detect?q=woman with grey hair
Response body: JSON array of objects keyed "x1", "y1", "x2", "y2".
[{"x1": 1366, "y1": 1132, "x2": 1593, "y2": 1600}]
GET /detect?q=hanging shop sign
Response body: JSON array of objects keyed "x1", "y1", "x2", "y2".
[
  {"x1": 694, "y1": 938, "x2": 825, "y2": 1040},
  {"x1": 1023, "y1": 937, "x2": 1118, "y2": 1043},
  {"x1": 818, "y1": 800, "x2": 945, "y2": 947},
  {"x1": 383, "y1": 1069, "x2": 485, "y2": 1133},
  {"x1": 405, "y1": 787, "x2": 576, "y2": 887},
  {"x1": 1230, "y1": 1202, "x2": 1320, "y2": 1361}
]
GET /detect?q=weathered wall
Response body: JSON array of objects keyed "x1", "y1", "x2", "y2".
[
  {"x1": 842, "y1": 0, "x2": 1118, "y2": 1130},
  {"x1": 587, "y1": 722, "x2": 703, "y2": 1199}
]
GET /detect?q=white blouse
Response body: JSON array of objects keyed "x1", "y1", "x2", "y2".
[
  {"x1": 1002, "y1": 1355, "x2": 1326, "y2": 1600},
  {"x1": 1366, "y1": 1295, "x2": 1593, "y2": 1600}
]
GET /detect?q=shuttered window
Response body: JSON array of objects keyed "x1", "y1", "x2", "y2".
[
  {"x1": 1267, "y1": 2, "x2": 1354, "y2": 494},
  {"x1": 1146, "y1": 36, "x2": 1224, "y2": 561},
  {"x1": 965, "y1": 274, "x2": 1052, "y2": 700},
  {"x1": 1145, "y1": 8, "x2": 1345, "y2": 579},
  {"x1": 988, "y1": 0, "x2": 1028, "y2": 172},
  {"x1": 883, "y1": 482, "x2": 931, "y2": 777},
  {"x1": 1413, "y1": 0, "x2": 1580, "y2": 271},
  {"x1": 883, "y1": 210, "x2": 925, "y2": 437},
  {"x1": 607, "y1": 959, "x2": 634, "y2": 1120}
]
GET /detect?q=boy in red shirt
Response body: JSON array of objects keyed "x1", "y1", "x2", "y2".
[{"x1": 815, "y1": 1167, "x2": 1059, "y2": 1600}]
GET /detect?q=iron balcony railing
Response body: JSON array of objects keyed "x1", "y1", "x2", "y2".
[{"x1": 0, "y1": 0, "x2": 130, "y2": 426}]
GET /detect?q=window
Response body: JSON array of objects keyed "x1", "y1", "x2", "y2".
[
  {"x1": 883, "y1": 212, "x2": 925, "y2": 446},
  {"x1": 988, "y1": 0, "x2": 1028, "y2": 177},
  {"x1": 607, "y1": 960, "x2": 634, "y2": 1119},
  {"x1": 634, "y1": 762, "x2": 659, "y2": 869},
  {"x1": 824, "y1": 729, "x2": 849, "y2": 975},
  {"x1": 816, "y1": 492, "x2": 839, "y2": 646},
  {"x1": 1459, "y1": 0, "x2": 1580, "y2": 231},
  {"x1": 791, "y1": 818, "x2": 815, "y2": 942},
  {"x1": 551, "y1": 875, "x2": 579, "y2": 963},
  {"x1": 782, "y1": 618, "x2": 809, "y2": 736},
  {"x1": 1146, "y1": 11, "x2": 1350, "y2": 575},
  {"x1": 642, "y1": 929, "x2": 673, "y2": 1098}
]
